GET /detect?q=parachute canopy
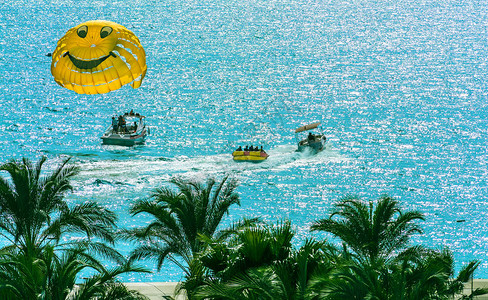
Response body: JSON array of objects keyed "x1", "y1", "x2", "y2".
[{"x1": 51, "y1": 20, "x2": 147, "y2": 94}]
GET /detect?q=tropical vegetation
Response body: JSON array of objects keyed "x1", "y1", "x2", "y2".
[
  {"x1": 123, "y1": 175, "x2": 245, "y2": 299},
  {"x1": 0, "y1": 156, "x2": 486, "y2": 300},
  {"x1": 0, "y1": 156, "x2": 147, "y2": 299},
  {"x1": 186, "y1": 196, "x2": 488, "y2": 300},
  {"x1": 193, "y1": 221, "x2": 342, "y2": 299},
  {"x1": 309, "y1": 196, "x2": 487, "y2": 300}
]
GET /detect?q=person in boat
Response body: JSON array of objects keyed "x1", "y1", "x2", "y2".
[
  {"x1": 244, "y1": 145, "x2": 249, "y2": 151},
  {"x1": 308, "y1": 132, "x2": 315, "y2": 143},
  {"x1": 112, "y1": 116, "x2": 118, "y2": 132},
  {"x1": 129, "y1": 109, "x2": 134, "y2": 115},
  {"x1": 117, "y1": 115, "x2": 122, "y2": 132},
  {"x1": 236, "y1": 146, "x2": 242, "y2": 151},
  {"x1": 118, "y1": 115, "x2": 127, "y2": 133},
  {"x1": 260, "y1": 146, "x2": 264, "y2": 152}
]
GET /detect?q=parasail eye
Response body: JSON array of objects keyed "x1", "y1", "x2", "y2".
[
  {"x1": 100, "y1": 26, "x2": 113, "y2": 38},
  {"x1": 77, "y1": 25, "x2": 88, "y2": 38}
]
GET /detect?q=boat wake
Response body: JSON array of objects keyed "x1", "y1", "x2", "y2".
[
  {"x1": 70, "y1": 143, "x2": 349, "y2": 202},
  {"x1": 78, "y1": 143, "x2": 343, "y2": 176}
]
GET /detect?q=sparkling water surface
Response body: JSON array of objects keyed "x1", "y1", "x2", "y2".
[{"x1": 1, "y1": 0, "x2": 488, "y2": 282}]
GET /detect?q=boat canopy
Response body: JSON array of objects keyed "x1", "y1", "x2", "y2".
[{"x1": 295, "y1": 122, "x2": 321, "y2": 133}]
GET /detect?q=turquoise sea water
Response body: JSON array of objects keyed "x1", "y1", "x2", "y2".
[{"x1": 1, "y1": 0, "x2": 488, "y2": 282}]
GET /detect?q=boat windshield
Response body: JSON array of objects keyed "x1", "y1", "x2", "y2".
[{"x1": 123, "y1": 116, "x2": 143, "y2": 122}]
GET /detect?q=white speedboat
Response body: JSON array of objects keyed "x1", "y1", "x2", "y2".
[
  {"x1": 101, "y1": 112, "x2": 148, "y2": 146},
  {"x1": 295, "y1": 122, "x2": 326, "y2": 152}
]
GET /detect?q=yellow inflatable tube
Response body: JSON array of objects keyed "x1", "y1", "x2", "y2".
[{"x1": 232, "y1": 151, "x2": 269, "y2": 162}]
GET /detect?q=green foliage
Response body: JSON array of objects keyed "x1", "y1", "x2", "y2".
[
  {"x1": 2, "y1": 157, "x2": 482, "y2": 299},
  {"x1": 0, "y1": 156, "x2": 148, "y2": 300},
  {"x1": 310, "y1": 195, "x2": 424, "y2": 262},
  {"x1": 195, "y1": 221, "x2": 340, "y2": 300},
  {"x1": 192, "y1": 195, "x2": 487, "y2": 300},
  {"x1": 309, "y1": 195, "x2": 486, "y2": 300},
  {"x1": 125, "y1": 175, "x2": 240, "y2": 267},
  {"x1": 124, "y1": 175, "x2": 241, "y2": 299},
  {"x1": 199, "y1": 220, "x2": 294, "y2": 281}
]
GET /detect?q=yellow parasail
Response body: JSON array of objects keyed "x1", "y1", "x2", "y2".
[{"x1": 51, "y1": 20, "x2": 147, "y2": 94}]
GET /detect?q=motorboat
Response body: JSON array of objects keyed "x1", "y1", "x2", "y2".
[
  {"x1": 101, "y1": 112, "x2": 148, "y2": 146},
  {"x1": 232, "y1": 149, "x2": 269, "y2": 162},
  {"x1": 295, "y1": 122, "x2": 326, "y2": 152}
]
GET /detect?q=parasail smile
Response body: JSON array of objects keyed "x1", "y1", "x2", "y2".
[{"x1": 63, "y1": 51, "x2": 116, "y2": 70}]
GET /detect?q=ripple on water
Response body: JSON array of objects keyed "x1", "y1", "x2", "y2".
[{"x1": 1, "y1": 0, "x2": 488, "y2": 281}]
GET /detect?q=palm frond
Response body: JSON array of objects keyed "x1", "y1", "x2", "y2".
[
  {"x1": 128, "y1": 174, "x2": 241, "y2": 275},
  {"x1": 69, "y1": 261, "x2": 150, "y2": 300},
  {"x1": 45, "y1": 201, "x2": 117, "y2": 244}
]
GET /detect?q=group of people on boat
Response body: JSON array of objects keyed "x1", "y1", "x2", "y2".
[
  {"x1": 235, "y1": 145, "x2": 266, "y2": 152},
  {"x1": 111, "y1": 110, "x2": 140, "y2": 134}
]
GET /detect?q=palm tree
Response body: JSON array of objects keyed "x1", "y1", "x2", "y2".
[
  {"x1": 310, "y1": 195, "x2": 424, "y2": 262},
  {"x1": 0, "y1": 156, "x2": 118, "y2": 256},
  {"x1": 0, "y1": 156, "x2": 146, "y2": 299},
  {"x1": 387, "y1": 246, "x2": 488, "y2": 300},
  {"x1": 124, "y1": 175, "x2": 241, "y2": 298},
  {"x1": 194, "y1": 267, "x2": 288, "y2": 300},
  {"x1": 314, "y1": 246, "x2": 488, "y2": 300},
  {"x1": 310, "y1": 196, "x2": 488, "y2": 299},
  {"x1": 199, "y1": 220, "x2": 295, "y2": 281},
  {"x1": 0, "y1": 245, "x2": 149, "y2": 300},
  {"x1": 309, "y1": 196, "x2": 427, "y2": 299},
  {"x1": 195, "y1": 222, "x2": 341, "y2": 300}
]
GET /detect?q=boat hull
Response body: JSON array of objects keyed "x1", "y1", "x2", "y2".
[
  {"x1": 297, "y1": 136, "x2": 326, "y2": 152},
  {"x1": 101, "y1": 130, "x2": 147, "y2": 146}
]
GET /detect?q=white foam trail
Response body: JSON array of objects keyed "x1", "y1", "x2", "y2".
[{"x1": 75, "y1": 144, "x2": 349, "y2": 182}]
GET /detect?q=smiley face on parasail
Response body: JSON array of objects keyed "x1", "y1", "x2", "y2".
[{"x1": 51, "y1": 20, "x2": 147, "y2": 94}]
